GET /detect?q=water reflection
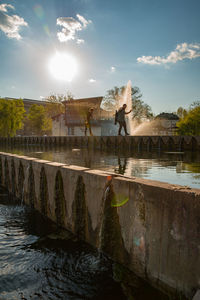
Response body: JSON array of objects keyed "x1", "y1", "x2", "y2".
[{"x1": 0, "y1": 145, "x2": 200, "y2": 188}]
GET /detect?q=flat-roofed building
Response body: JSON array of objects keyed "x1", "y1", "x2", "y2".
[{"x1": 52, "y1": 97, "x2": 117, "y2": 136}]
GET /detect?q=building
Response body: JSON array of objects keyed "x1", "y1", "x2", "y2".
[
  {"x1": 52, "y1": 114, "x2": 66, "y2": 136},
  {"x1": 154, "y1": 113, "x2": 179, "y2": 135},
  {"x1": 52, "y1": 97, "x2": 116, "y2": 136},
  {"x1": 5, "y1": 97, "x2": 46, "y2": 113}
]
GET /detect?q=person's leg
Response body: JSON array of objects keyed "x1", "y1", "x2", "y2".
[
  {"x1": 118, "y1": 122, "x2": 122, "y2": 135},
  {"x1": 84, "y1": 123, "x2": 87, "y2": 136},
  {"x1": 89, "y1": 123, "x2": 93, "y2": 136},
  {"x1": 123, "y1": 121, "x2": 129, "y2": 135}
]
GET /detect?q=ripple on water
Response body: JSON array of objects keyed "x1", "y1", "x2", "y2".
[{"x1": 0, "y1": 201, "x2": 127, "y2": 300}]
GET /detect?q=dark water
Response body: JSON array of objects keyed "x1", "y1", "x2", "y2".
[
  {"x1": 0, "y1": 190, "x2": 170, "y2": 300},
  {"x1": 1, "y1": 145, "x2": 200, "y2": 189},
  {"x1": 0, "y1": 192, "x2": 127, "y2": 300}
]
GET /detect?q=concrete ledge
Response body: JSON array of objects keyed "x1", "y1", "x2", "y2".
[
  {"x1": 0, "y1": 135, "x2": 200, "y2": 151},
  {"x1": 0, "y1": 151, "x2": 199, "y2": 299}
]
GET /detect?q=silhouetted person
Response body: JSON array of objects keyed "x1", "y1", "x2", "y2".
[
  {"x1": 85, "y1": 108, "x2": 94, "y2": 136},
  {"x1": 116, "y1": 104, "x2": 132, "y2": 136}
]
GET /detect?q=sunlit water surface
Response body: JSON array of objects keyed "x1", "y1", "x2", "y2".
[{"x1": 1, "y1": 146, "x2": 199, "y2": 189}]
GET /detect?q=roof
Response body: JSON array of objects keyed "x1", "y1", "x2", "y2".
[
  {"x1": 156, "y1": 112, "x2": 179, "y2": 120},
  {"x1": 5, "y1": 97, "x2": 46, "y2": 105},
  {"x1": 63, "y1": 97, "x2": 103, "y2": 107}
]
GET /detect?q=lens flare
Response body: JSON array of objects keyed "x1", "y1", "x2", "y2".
[
  {"x1": 111, "y1": 193, "x2": 129, "y2": 207},
  {"x1": 33, "y1": 4, "x2": 44, "y2": 19}
]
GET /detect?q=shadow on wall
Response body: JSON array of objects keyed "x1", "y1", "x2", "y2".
[
  {"x1": 40, "y1": 167, "x2": 48, "y2": 216},
  {"x1": 28, "y1": 164, "x2": 35, "y2": 209},
  {"x1": 72, "y1": 175, "x2": 88, "y2": 240},
  {"x1": 54, "y1": 170, "x2": 65, "y2": 227}
]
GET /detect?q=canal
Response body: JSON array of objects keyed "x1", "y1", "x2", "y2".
[
  {"x1": 1, "y1": 145, "x2": 200, "y2": 189},
  {"x1": 0, "y1": 188, "x2": 169, "y2": 300}
]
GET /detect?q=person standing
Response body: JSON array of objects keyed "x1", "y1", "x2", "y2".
[
  {"x1": 116, "y1": 104, "x2": 132, "y2": 136},
  {"x1": 85, "y1": 108, "x2": 94, "y2": 136}
]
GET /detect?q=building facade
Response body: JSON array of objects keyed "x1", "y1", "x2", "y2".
[{"x1": 52, "y1": 97, "x2": 116, "y2": 136}]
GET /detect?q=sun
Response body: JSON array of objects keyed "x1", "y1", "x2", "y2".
[{"x1": 48, "y1": 52, "x2": 78, "y2": 82}]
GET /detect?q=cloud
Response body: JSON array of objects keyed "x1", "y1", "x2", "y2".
[
  {"x1": 76, "y1": 14, "x2": 91, "y2": 28},
  {"x1": 77, "y1": 38, "x2": 84, "y2": 44},
  {"x1": 0, "y1": 3, "x2": 14, "y2": 12},
  {"x1": 0, "y1": 3, "x2": 28, "y2": 40},
  {"x1": 57, "y1": 14, "x2": 92, "y2": 43},
  {"x1": 110, "y1": 66, "x2": 116, "y2": 73},
  {"x1": 137, "y1": 42, "x2": 200, "y2": 65},
  {"x1": 89, "y1": 78, "x2": 96, "y2": 83}
]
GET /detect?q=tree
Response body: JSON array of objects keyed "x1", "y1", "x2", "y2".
[
  {"x1": 176, "y1": 106, "x2": 200, "y2": 135},
  {"x1": 132, "y1": 98, "x2": 153, "y2": 123},
  {"x1": 176, "y1": 106, "x2": 188, "y2": 119},
  {"x1": 102, "y1": 85, "x2": 153, "y2": 123},
  {"x1": 189, "y1": 100, "x2": 200, "y2": 110},
  {"x1": 27, "y1": 104, "x2": 52, "y2": 135},
  {"x1": 0, "y1": 98, "x2": 25, "y2": 137},
  {"x1": 45, "y1": 92, "x2": 74, "y2": 118}
]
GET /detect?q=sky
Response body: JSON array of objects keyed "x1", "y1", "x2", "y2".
[{"x1": 0, "y1": 0, "x2": 200, "y2": 115}]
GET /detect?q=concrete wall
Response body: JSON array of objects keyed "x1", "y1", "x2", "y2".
[
  {"x1": 0, "y1": 151, "x2": 199, "y2": 298},
  {"x1": 0, "y1": 135, "x2": 200, "y2": 151}
]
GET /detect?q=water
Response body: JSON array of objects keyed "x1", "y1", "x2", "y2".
[
  {"x1": 121, "y1": 80, "x2": 133, "y2": 135},
  {"x1": 0, "y1": 190, "x2": 169, "y2": 300},
  {"x1": 1, "y1": 146, "x2": 200, "y2": 189},
  {"x1": 0, "y1": 190, "x2": 126, "y2": 300}
]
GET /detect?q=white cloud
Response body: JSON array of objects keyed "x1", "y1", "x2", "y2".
[
  {"x1": 0, "y1": 3, "x2": 14, "y2": 12},
  {"x1": 77, "y1": 38, "x2": 84, "y2": 44},
  {"x1": 89, "y1": 78, "x2": 96, "y2": 83},
  {"x1": 137, "y1": 42, "x2": 200, "y2": 65},
  {"x1": 110, "y1": 66, "x2": 116, "y2": 72},
  {"x1": 57, "y1": 14, "x2": 92, "y2": 43},
  {"x1": 0, "y1": 3, "x2": 28, "y2": 40},
  {"x1": 76, "y1": 14, "x2": 92, "y2": 28}
]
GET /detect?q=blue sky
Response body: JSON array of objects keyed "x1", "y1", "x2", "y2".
[{"x1": 0, "y1": 0, "x2": 200, "y2": 114}]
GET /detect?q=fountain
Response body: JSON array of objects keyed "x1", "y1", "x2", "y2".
[{"x1": 119, "y1": 80, "x2": 134, "y2": 135}]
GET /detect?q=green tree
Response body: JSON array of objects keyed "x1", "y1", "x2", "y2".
[
  {"x1": 176, "y1": 106, "x2": 200, "y2": 135},
  {"x1": 102, "y1": 85, "x2": 153, "y2": 123},
  {"x1": 28, "y1": 104, "x2": 52, "y2": 135},
  {"x1": 0, "y1": 98, "x2": 25, "y2": 137}
]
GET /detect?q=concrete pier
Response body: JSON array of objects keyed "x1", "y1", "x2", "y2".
[
  {"x1": 0, "y1": 151, "x2": 199, "y2": 299},
  {"x1": 0, "y1": 135, "x2": 200, "y2": 151}
]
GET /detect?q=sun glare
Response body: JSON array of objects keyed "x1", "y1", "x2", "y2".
[{"x1": 48, "y1": 52, "x2": 78, "y2": 82}]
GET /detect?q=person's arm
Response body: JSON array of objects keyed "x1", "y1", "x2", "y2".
[{"x1": 125, "y1": 109, "x2": 132, "y2": 114}]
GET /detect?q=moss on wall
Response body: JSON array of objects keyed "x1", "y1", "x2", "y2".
[
  {"x1": 11, "y1": 159, "x2": 16, "y2": 197},
  {"x1": 0, "y1": 158, "x2": 2, "y2": 185},
  {"x1": 28, "y1": 164, "x2": 35, "y2": 208},
  {"x1": 54, "y1": 170, "x2": 65, "y2": 227},
  {"x1": 72, "y1": 175, "x2": 87, "y2": 240},
  {"x1": 4, "y1": 158, "x2": 10, "y2": 189},
  {"x1": 40, "y1": 167, "x2": 48, "y2": 216},
  {"x1": 100, "y1": 182, "x2": 129, "y2": 264},
  {"x1": 18, "y1": 162, "x2": 24, "y2": 201}
]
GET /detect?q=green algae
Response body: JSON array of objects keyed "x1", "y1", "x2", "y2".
[
  {"x1": 54, "y1": 170, "x2": 65, "y2": 227},
  {"x1": 40, "y1": 166, "x2": 48, "y2": 216},
  {"x1": 72, "y1": 175, "x2": 87, "y2": 240}
]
